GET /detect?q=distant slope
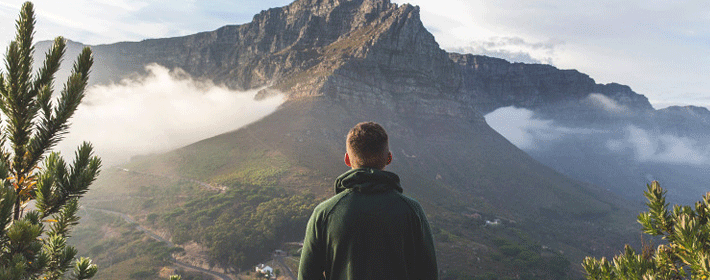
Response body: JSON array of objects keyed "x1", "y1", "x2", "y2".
[{"x1": 127, "y1": 95, "x2": 637, "y2": 277}]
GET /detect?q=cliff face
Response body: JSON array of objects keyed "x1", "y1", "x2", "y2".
[
  {"x1": 63, "y1": 0, "x2": 657, "y2": 125},
  {"x1": 449, "y1": 53, "x2": 654, "y2": 114},
  {"x1": 85, "y1": 0, "x2": 457, "y2": 95}
]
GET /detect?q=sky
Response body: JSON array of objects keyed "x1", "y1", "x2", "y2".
[{"x1": 0, "y1": 0, "x2": 708, "y2": 110}]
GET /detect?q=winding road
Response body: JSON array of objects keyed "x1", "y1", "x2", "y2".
[
  {"x1": 275, "y1": 255, "x2": 297, "y2": 280},
  {"x1": 91, "y1": 167, "x2": 300, "y2": 280},
  {"x1": 86, "y1": 207, "x2": 234, "y2": 280}
]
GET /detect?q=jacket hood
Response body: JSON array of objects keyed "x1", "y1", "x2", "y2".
[{"x1": 334, "y1": 168, "x2": 403, "y2": 194}]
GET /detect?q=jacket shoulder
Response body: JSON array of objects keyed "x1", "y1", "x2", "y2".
[
  {"x1": 312, "y1": 190, "x2": 351, "y2": 217},
  {"x1": 396, "y1": 193, "x2": 428, "y2": 218}
]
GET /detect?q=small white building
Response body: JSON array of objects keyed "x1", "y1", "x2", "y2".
[
  {"x1": 255, "y1": 264, "x2": 274, "y2": 276},
  {"x1": 485, "y1": 219, "x2": 502, "y2": 227}
]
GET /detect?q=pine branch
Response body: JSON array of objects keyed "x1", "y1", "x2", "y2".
[
  {"x1": 35, "y1": 152, "x2": 67, "y2": 218},
  {"x1": 0, "y1": 188, "x2": 16, "y2": 239},
  {"x1": 48, "y1": 198, "x2": 79, "y2": 238},
  {"x1": 72, "y1": 258, "x2": 98, "y2": 280},
  {"x1": 3, "y1": 40, "x2": 36, "y2": 176},
  {"x1": 34, "y1": 37, "x2": 66, "y2": 119},
  {"x1": 67, "y1": 142, "x2": 101, "y2": 197},
  {"x1": 15, "y1": 2, "x2": 34, "y2": 73},
  {"x1": 26, "y1": 47, "x2": 92, "y2": 175},
  {"x1": 3, "y1": 3, "x2": 39, "y2": 179},
  {"x1": 42, "y1": 234, "x2": 77, "y2": 280},
  {"x1": 0, "y1": 3, "x2": 100, "y2": 278}
]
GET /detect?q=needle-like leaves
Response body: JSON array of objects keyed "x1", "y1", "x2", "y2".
[
  {"x1": 584, "y1": 181, "x2": 710, "y2": 279},
  {"x1": 0, "y1": 2, "x2": 100, "y2": 279}
]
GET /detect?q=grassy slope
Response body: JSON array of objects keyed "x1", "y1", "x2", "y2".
[{"x1": 86, "y1": 96, "x2": 641, "y2": 279}]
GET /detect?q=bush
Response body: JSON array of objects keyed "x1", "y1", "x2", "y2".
[{"x1": 583, "y1": 181, "x2": 710, "y2": 279}]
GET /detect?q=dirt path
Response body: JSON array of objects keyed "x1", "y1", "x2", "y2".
[
  {"x1": 86, "y1": 207, "x2": 233, "y2": 280},
  {"x1": 115, "y1": 167, "x2": 227, "y2": 192},
  {"x1": 275, "y1": 255, "x2": 297, "y2": 280}
]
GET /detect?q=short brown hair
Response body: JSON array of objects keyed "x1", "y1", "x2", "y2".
[{"x1": 346, "y1": 122, "x2": 389, "y2": 169}]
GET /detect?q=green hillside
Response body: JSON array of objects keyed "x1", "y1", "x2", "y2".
[{"x1": 82, "y1": 96, "x2": 640, "y2": 279}]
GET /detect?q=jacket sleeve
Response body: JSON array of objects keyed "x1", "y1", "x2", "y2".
[
  {"x1": 298, "y1": 208, "x2": 326, "y2": 280},
  {"x1": 416, "y1": 205, "x2": 439, "y2": 280}
]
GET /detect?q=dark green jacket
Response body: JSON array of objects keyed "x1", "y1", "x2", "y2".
[{"x1": 298, "y1": 168, "x2": 438, "y2": 280}]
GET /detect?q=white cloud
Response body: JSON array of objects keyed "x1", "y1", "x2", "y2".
[
  {"x1": 484, "y1": 106, "x2": 601, "y2": 150},
  {"x1": 449, "y1": 37, "x2": 561, "y2": 64},
  {"x1": 607, "y1": 125, "x2": 710, "y2": 165},
  {"x1": 585, "y1": 93, "x2": 629, "y2": 114},
  {"x1": 56, "y1": 64, "x2": 284, "y2": 165},
  {"x1": 487, "y1": 107, "x2": 710, "y2": 165}
]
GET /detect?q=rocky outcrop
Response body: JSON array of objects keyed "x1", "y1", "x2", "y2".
[
  {"x1": 449, "y1": 53, "x2": 654, "y2": 114},
  {"x1": 79, "y1": 0, "x2": 459, "y2": 97}
]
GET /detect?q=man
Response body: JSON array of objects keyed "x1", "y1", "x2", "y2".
[{"x1": 298, "y1": 122, "x2": 438, "y2": 280}]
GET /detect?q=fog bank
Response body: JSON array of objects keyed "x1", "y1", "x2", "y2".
[
  {"x1": 485, "y1": 106, "x2": 710, "y2": 166},
  {"x1": 57, "y1": 64, "x2": 284, "y2": 165}
]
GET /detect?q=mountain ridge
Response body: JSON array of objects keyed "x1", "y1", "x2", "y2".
[{"x1": 37, "y1": 0, "x2": 653, "y2": 117}]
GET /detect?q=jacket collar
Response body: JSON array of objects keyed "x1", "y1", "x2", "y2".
[{"x1": 334, "y1": 168, "x2": 403, "y2": 194}]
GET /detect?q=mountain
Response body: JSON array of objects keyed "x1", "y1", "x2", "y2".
[
  {"x1": 46, "y1": 0, "x2": 652, "y2": 278},
  {"x1": 449, "y1": 53, "x2": 654, "y2": 114},
  {"x1": 450, "y1": 53, "x2": 710, "y2": 204}
]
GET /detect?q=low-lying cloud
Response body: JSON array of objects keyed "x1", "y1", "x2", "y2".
[
  {"x1": 57, "y1": 64, "x2": 284, "y2": 165},
  {"x1": 607, "y1": 126, "x2": 710, "y2": 165},
  {"x1": 585, "y1": 93, "x2": 629, "y2": 114},
  {"x1": 485, "y1": 106, "x2": 710, "y2": 166},
  {"x1": 484, "y1": 106, "x2": 600, "y2": 150}
]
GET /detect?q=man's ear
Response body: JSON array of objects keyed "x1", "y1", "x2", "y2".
[
  {"x1": 344, "y1": 153, "x2": 352, "y2": 167},
  {"x1": 386, "y1": 152, "x2": 392, "y2": 165}
]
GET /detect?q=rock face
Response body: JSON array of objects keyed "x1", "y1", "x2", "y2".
[
  {"x1": 449, "y1": 53, "x2": 654, "y2": 114},
  {"x1": 80, "y1": 0, "x2": 458, "y2": 97},
  {"x1": 49, "y1": 0, "x2": 655, "y2": 125}
]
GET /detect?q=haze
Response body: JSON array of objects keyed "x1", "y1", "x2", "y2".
[{"x1": 56, "y1": 64, "x2": 284, "y2": 165}]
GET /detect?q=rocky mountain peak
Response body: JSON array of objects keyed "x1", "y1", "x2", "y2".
[
  {"x1": 287, "y1": 0, "x2": 396, "y2": 15},
  {"x1": 76, "y1": 0, "x2": 443, "y2": 101},
  {"x1": 52, "y1": 0, "x2": 655, "y2": 123}
]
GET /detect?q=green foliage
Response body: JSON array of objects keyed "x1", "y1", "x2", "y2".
[
  {"x1": 582, "y1": 181, "x2": 710, "y2": 279},
  {"x1": 68, "y1": 210, "x2": 175, "y2": 280},
  {"x1": 152, "y1": 185, "x2": 317, "y2": 272},
  {"x1": 490, "y1": 236, "x2": 570, "y2": 279},
  {"x1": 0, "y1": 2, "x2": 100, "y2": 279}
]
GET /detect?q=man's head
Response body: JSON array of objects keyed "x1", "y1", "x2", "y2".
[{"x1": 344, "y1": 122, "x2": 392, "y2": 170}]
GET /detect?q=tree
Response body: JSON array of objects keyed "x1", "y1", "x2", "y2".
[
  {"x1": 582, "y1": 181, "x2": 710, "y2": 279},
  {"x1": 0, "y1": 2, "x2": 101, "y2": 279}
]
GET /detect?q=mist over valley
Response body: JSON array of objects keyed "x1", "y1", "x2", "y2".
[
  {"x1": 56, "y1": 64, "x2": 284, "y2": 165},
  {"x1": 485, "y1": 104, "x2": 710, "y2": 204}
]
